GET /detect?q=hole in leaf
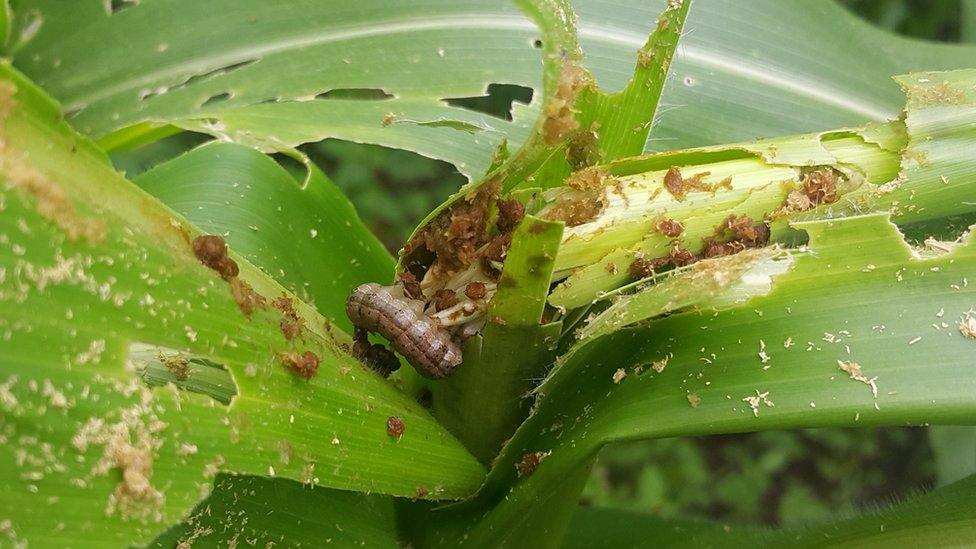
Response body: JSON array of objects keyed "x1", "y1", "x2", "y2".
[
  {"x1": 411, "y1": 119, "x2": 487, "y2": 133},
  {"x1": 315, "y1": 88, "x2": 394, "y2": 101},
  {"x1": 170, "y1": 59, "x2": 259, "y2": 92},
  {"x1": 106, "y1": 0, "x2": 138, "y2": 15},
  {"x1": 901, "y1": 212, "x2": 976, "y2": 245},
  {"x1": 111, "y1": 131, "x2": 211, "y2": 178},
  {"x1": 128, "y1": 343, "x2": 237, "y2": 405},
  {"x1": 201, "y1": 92, "x2": 233, "y2": 108},
  {"x1": 444, "y1": 83, "x2": 534, "y2": 121}
]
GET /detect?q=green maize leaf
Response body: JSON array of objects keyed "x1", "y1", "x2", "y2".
[
  {"x1": 11, "y1": 0, "x2": 976, "y2": 183},
  {"x1": 424, "y1": 212, "x2": 976, "y2": 546},
  {"x1": 577, "y1": 246, "x2": 792, "y2": 341},
  {"x1": 134, "y1": 141, "x2": 394, "y2": 332},
  {"x1": 150, "y1": 474, "x2": 401, "y2": 547},
  {"x1": 870, "y1": 70, "x2": 976, "y2": 226},
  {"x1": 8, "y1": 0, "x2": 544, "y2": 180},
  {"x1": 571, "y1": 0, "x2": 691, "y2": 164},
  {"x1": 967, "y1": 0, "x2": 976, "y2": 43},
  {"x1": 399, "y1": 0, "x2": 685, "y2": 283},
  {"x1": 566, "y1": 473, "x2": 976, "y2": 548},
  {"x1": 173, "y1": 98, "x2": 532, "y2": 182},
  {"x1": 493, "y1": 0, "x2": 689, "y2": 208},
  {"x1": 395, "y1": 0, "x2": 588, "y2": 272},
  {"x1": 430, "y1": 215, "x2": 564, "y2": 463},
  {"x1": 133, "y1": 343, "x2": 238, "y2": 405},
  {"x1": 929, "y1": 426, "x2": 976, "y2": 487},
  {"x1": 573, "y1": 0, "x2": 976, "y2": 151},
  {"x1": 0, "y1": 64, "x2": 483, "y2": 546},
  {"x1": 0, "y1": 0, "x2": 8, "y2": 52},
  {"x1": 549, "y1": 67, "x2": 976, "y2": 310}
]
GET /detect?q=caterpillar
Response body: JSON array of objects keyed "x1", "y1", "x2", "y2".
[{"x1": 346, "y1": 282, "x2": 463, "y2": 379}]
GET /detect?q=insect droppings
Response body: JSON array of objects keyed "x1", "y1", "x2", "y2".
[
  {"x1": 192, "y1": 235, "x2": 239, "y2": 280},
  {"x1": 465, "y1": 281, "x2": 487, "y2": 299},
  {"x1": 387, "y1": 416, "x2": 405, "y2": 440},
  {"x1": 280, "y1": 351, "x2": 320, "y2": 380},
  {"x1": 516, "y1": 451, "x2": 549, "y2": 477}
]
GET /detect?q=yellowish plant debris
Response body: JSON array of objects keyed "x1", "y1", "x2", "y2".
[
  {"x1": 42, "y1": 379, "x2": 70, "y2": 410},
  {"x1": 160, "y1": 352, "x2": 192, "y2": 381},
  {"x1": 909, "y1": 81, "x2": 967, "y2": 105},
  {"x1": 662, "y1": 166, "x2": 718, "y2": 201},
  {"x1": 960, "y1": 311, "x2": 976, "y2": 339},
  {"x1": 543, "y1": 190, "x2": 607, "y2": 227},
  {"x1": 758, "y1": 339, "x2": 770, "y2": 368},
  {"x1": 687, "y1": 392, "x2": 701, "y2": 408},
  {"x1": 775, "y1": 168, "x2": 840, "y2": 217},
  {"x1": 837, "y1": 360, "x2": 878, "y2": 398},
  {"x1": 612, "y1": 368, "x2": 626, "y2": 384},
  {"x1": 516, "y1": 450, "x2": 551, "y2": 477},
  {"x1": 637, "y1": 47, "x2": 656, "y2": 68},
  {"x1": 72, "y1": 401, "x2": 167, "y2": 523},
  {"x1": 742, "y1": 390, "x2": 773, "y2": 417},
  {"x1": 176, "y1": 442, "x2": 198, "y2": 458},
  {"x1": 543, "y1": 62, "x2": 587, "y2": 145},
  {"x1": 564, "y1": 167, "x2": 608, "y2": 192},
  {"x1": 0, "y1": 82, "x2": 107, "y2": 243}
]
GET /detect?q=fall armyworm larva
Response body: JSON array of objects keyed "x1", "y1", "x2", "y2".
[{"x1": 346, "y1": 282, "x2": 462, "y2": 379}]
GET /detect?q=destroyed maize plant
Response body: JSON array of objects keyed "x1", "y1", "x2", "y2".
[{"x1": 2, "y1": 0, "x2": 976, "y2": 547}]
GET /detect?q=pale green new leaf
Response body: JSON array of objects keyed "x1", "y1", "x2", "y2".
[
  {"x1": 0, "y1": 64, "x2": 482, "y2": 546},
  {"x1": 134, "y1": 141, "x2": 394, "y2": 332}
]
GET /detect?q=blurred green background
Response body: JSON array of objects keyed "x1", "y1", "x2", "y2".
[{"x1": 110, "y1": 0, "x2": 976, "y2": 529}]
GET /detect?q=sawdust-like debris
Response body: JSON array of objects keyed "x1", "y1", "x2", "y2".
[
  {"x1": 742, "y1": 390, "x2": 773, "y2": 417},
  {"x1": 516, "y1": 451, "x2": 550, "y2": 477},
  {"x1": 612, "y1": 368, "x2": 626, "y2": 384},
  {"x1": 72, "y1": 402, "x2": 167, "y2": 522},
  {"x1": 0, "y1": 84, "x2": 107, "y2": 243},
  {"x1": 837, "y1": 360, "x2": 878, "y2": 398},
  {"x1": 959, "y1": 311, "x2": 976, "y2": 339},
  {"x1": 160, "y1": 353, "x2": 191, "y2": 381},
  {"x1": 564, "y1": 167, "x2": 607, "y2": 193},
  {"x1": 543, "y1": 62, "x2": 587, "y2": 145}
]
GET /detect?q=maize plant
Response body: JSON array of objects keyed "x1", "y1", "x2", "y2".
[{"x1": 1, "y1": 0, "x2": 976, "y2": 547}]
